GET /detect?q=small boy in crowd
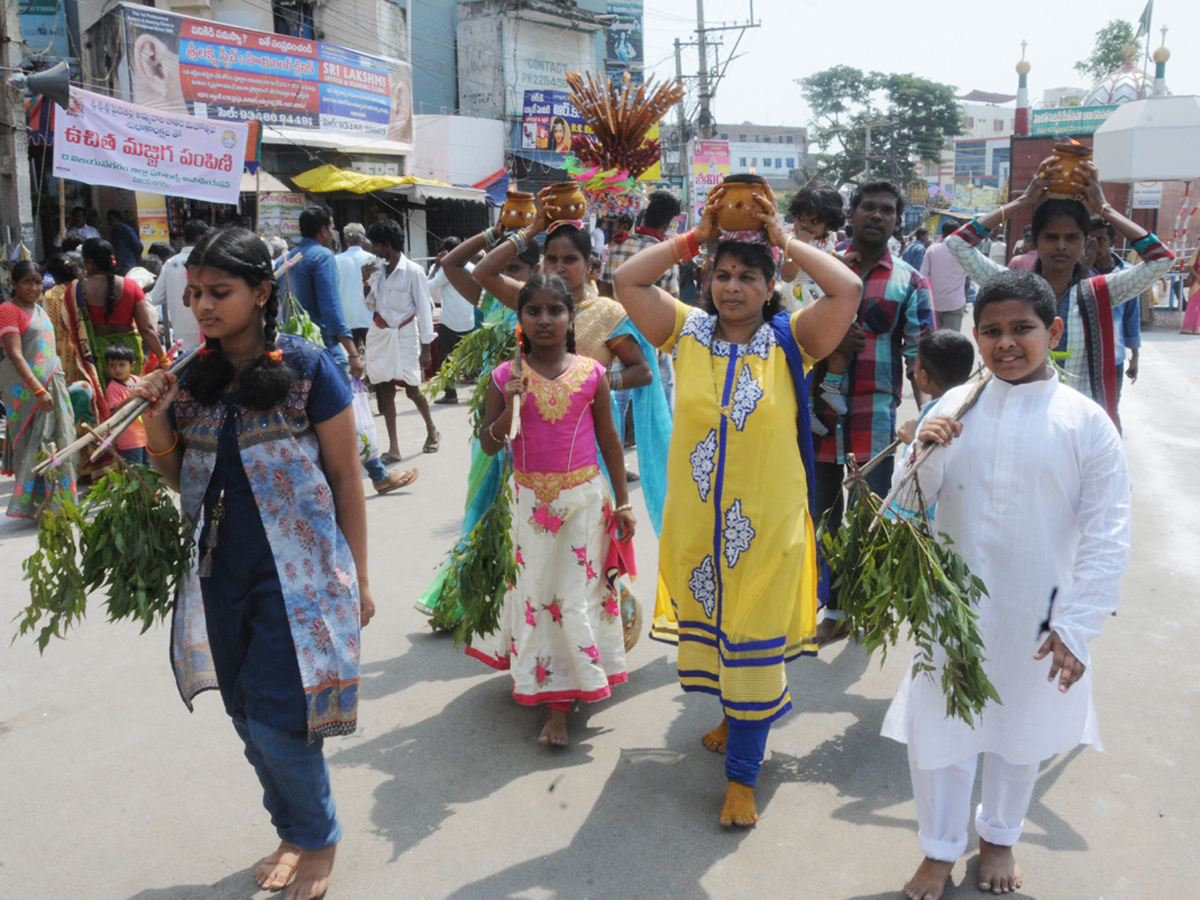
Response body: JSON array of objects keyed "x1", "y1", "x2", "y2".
[
  {"x1": 896, "y1": 330, "x2": 975, "y2": 447},
  {"x1": 103, "y1": 344, "x2": 149, "y2": 466},
  {"x1": 883, "y1": 269, "x2": 1131, "y2": 900}
]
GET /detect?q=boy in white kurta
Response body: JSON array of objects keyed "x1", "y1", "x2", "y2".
[{"x1": 882, "y1": 269, "x2": 1130, "y2": 900}]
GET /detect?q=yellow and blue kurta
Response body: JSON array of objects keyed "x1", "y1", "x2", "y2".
[{"x1": 653, "y1": 301, "x2": 819, "y2": 725}]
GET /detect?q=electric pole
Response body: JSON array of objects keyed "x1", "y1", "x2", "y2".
[
  {"x1": 1, "y1": 1, "x2": 35, "y2": 249},
  {"x1": 695, "y1": 0, "x2": 712, "y2": 138}
]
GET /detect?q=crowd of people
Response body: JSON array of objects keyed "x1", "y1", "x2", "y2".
[{"x1": 0, "y1": 158, "x2": 1179, "y2": 900}]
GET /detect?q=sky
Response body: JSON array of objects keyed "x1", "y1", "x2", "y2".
[{"x1": 640, "y1": 0, "x2": 1199, "y2": 139}]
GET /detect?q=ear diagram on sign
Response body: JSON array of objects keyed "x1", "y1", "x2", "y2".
[{"x1": 132, "y1": 34, "x2": 171, "y2": 98}]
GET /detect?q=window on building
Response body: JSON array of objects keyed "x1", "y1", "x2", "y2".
[
  {"x1": 273, "y1": 0, "x2": 315, "y2": 38},
  {"x1": 739, "y1": 157, "x2": 747, "y2": 166},
  {"x1": 754, "y1": 135, "x2": 761, "y2": 142},
  {"x1": 763, "y1": 158, "x2": 772, "y2": 168},
  {"x1": 720, "y1": 133, "x2": 729, "y2": 140},
  {"x1": 786, "y1": 157, "x2": 795, "y2": 168},
  {"x1": 740, "y1": 134, "x2": 747, "y2": 141},
  {"x1": 776, "y1": 158, "x2": 782, "y2": 169},
  {"x1": 786, "y1": 135, "x2": 794, "y2": 143},
  {"x1": 965, "y1": 116, "x2": 975, "y2": 129},
  {"x1": 994, "y1": 119, "x2": 1004, "y2": 131}
]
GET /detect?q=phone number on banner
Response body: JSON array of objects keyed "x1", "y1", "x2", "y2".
[{"x1": 211, "y1": 106, "x2": 318, "y2": 128}]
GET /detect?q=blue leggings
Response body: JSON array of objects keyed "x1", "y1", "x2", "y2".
[{"x1": 725, "y1": 718, "x2": 771, "y2": 787}]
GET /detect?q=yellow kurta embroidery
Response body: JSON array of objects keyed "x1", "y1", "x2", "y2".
[{"x1": 653, "y1": 301, "x2": 819, "y2": 724}]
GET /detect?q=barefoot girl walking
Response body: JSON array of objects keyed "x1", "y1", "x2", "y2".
[
  {"x1": 131, "y1": 228, "x2": 372, "y2": 900},
  {"x1": 468, "y1": 273, "x2": 635, "y2": 747}
]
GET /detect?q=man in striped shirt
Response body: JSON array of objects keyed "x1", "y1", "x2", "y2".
[{"x1": 812, "y1": 180, "x2": 935, "y2": 644}]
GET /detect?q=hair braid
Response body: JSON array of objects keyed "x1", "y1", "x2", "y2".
[{"x1": 105, "y1": 272, "x2": 116, "y2": 321}]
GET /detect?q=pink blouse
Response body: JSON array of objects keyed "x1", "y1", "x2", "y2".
[{"x1": 493, "y1": 355, "x2": 604, "y2": 478}]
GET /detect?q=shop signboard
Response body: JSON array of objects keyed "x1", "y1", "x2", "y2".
[
  {"x1": 53, "y1": 88, "x2": 249, "y2": 204},
  {"x1": 258, "y1": 193, "x2": 306, "y2": 238},
  {"x1": 115, "y1": 4, "x2": 412, "y2": 146},
  {"x1": 606, "y1": 1, "x2": 644, "y2": 70},
  {"x1": 1133, "y1": 181, "x2": 1163, "y2": 209},
  {"x1": 520, "y1": 90, "x2": 592, "y2": 156},
  {"x1": 135, "y1": 192, "x2": 172, "y2": 246},
  {"x1": 1029, "y1": 105, "x2": 1119, "y2": 136},
  {"x1": 692, "y1": 140, "x2": 730, "y2": 221},
  {"x1": 20, "y1": 0, "x2": 72, "y2": 63}
]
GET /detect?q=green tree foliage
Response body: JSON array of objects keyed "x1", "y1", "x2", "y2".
[
  {"x1": 1074, "y1": 19, "x2": 1136, "y2": 84},
  {"x1": 799, "y1": 66, "x2": 961, "y2": 189}
]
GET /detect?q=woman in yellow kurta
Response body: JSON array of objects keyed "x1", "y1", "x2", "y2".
[{"x1": 612, "y1": 182, "x2": 862, "y2": 827}]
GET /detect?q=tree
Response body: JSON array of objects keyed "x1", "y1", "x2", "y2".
[
  {"x1": 1074, "y1": 19, "x2": 1135, "y2": 84},
  {"x1": 799, "y1": 67, "x2": 961, "y2": 189}
]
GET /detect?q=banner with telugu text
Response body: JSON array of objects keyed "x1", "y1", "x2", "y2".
[{"x1": 53, "y1": 88, "x2": 249, "y2": 205}]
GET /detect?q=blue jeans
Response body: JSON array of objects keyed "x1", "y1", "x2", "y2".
[
  {"x1": 726, "y1": 718, "x2": 771, "y2": 787},
  {"x1": 331, "y1": 347, "x2": 389, "y2": 484},
  {"x1": 120, "y1": 446, "x2": 149, "y2": 466},
  {"x1": 231, "y1": 714, "x2": 342, "y2": 850}
]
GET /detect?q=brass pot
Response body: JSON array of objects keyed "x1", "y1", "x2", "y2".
[
  {"x1": 716, "y1": 176, "x2": 768, "y2": 232},
  {"x1": 544, "y1": 181, "x2": 588, "y2": 221},
  {"x1": 1046, "y1": 142, "x2": 1092, "y2": 196},
  {"x1": 499, "y1": 190, "x2": 537, "y2": 230}
]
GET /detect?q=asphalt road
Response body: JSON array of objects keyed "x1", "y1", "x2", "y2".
[{"x1": 1, "y1": 326, "x2": 1196, "y2": 899}]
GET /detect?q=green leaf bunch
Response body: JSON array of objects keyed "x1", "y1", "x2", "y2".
[
  {"x1": 819, "y1": 478, "x2": 1000, "y2": 726},
  {"x1": 424, "y1": 322, "x2": 518, "y2": 435},
  {"x1": 433, "y1": 457, "x2": 519, "y2": 647},
  {"x1": 279, "y1": 291, "x2": 323, "y2": 344},
  {"x1": 16, "y1": 468, "x2": 195, "y2": 651}
]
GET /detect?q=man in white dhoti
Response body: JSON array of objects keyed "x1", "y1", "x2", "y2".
[
  {"x1": 363, "y1": 219, "x2": 439, "y2": 461},
  {"x1": 883, "y1": 270, "x2": 1131, "y2": 900}
]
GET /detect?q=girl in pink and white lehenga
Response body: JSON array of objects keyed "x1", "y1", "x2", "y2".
[{"x1": 468, "y1": 273, "x2": 635, "y2": 747}]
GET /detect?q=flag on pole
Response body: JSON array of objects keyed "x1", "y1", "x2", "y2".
[{"x1": 1134, "y1": 0, "x2": 1153, "y2": 39}]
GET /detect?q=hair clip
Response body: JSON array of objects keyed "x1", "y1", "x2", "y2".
[
  {"x1": 266, "y1": 349, "x2": 283, "y2": 363},
  {"x1": 514, "y1": 324, "x2": 524, "y2": 344}
]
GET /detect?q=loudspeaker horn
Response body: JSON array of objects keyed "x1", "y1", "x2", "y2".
[{"x1": 13, "y1": 61, "x2": 71, "y2": 111}]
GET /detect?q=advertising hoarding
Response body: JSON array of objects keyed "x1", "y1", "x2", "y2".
[
  {"x1": 116, "y1": 4, "x2": 412, "y2": 146},
  {"x1": 520, "y1": 90, "x2": 593, "y2": 156},
  {"x1": 53, "y1": 88, "x2": 249, "y2": 204},
  {"x1": 692, "y1": 140, "x2": 730, "y2": 220}
]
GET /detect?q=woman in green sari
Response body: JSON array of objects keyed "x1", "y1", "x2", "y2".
[
  {"x1": 414, "y1": 226, "x2": 541, "y2": 626},
  {"x1": 65, "y1": 238, "x2": 165, "y2": 418}
]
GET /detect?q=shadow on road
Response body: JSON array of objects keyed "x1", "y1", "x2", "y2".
[
  {"x1": 124, "y1": 866, "x2": 257, "y2": 900},
  {"x1": 331, "y1": 653, "x2": 680, "y2": 863}
]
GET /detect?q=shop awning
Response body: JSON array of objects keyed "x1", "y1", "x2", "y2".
[
  {"x1": 293, "y1": 165, "x2": 485, "y2": 203},
  {"x1": 262, "y1": 126, "x2": 413, "y2": 158},
  {"x1": 240, "y1": 170, "x2": 292, "y2": 192}
]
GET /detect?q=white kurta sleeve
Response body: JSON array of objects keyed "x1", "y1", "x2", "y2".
[
  {"x1": 414, "y1": 266, "x2": 436, "y2": 344},
  {"x1": 1050, "y1": 412, "x2": 1131, "y2": 667}
]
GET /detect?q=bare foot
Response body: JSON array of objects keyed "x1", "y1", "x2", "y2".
[
  {"x1": 719, "y1": 781, "x2": 758, "y2": 827},
  {"x1": 539, "y1": 708, "x2": 569, "y2": 747},
  {"x1": 255, "y1": 842, "x2": 300, "y2": 890},
  {"x1": 904, "y1": 857, "x2": 955, "y2": 900},
  {"x1": 978, "y1": 838, "x2": 1021, "y2": 894},
  {"x1": 283, "y1": 844, "x2": 336, "y2": 900},
  {"x1": 701, "y1": 717, "x2": 729, "y2": 754}
]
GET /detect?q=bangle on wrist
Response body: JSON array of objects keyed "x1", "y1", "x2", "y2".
[
  {"x1": 1100, "y1": 203, "x2": 1115, "y2": 221},
  {"x1": 147, "y1": 431, "x2": 179, "y2": 457},
  {"x1": 615, "y1": 503, "x2": 633, "y2": 512},
  {"x1": 347, "y1": 354, "x2": 360, "y2": 359},
  {"x1": 487, "y1": 420, "x2": 507, "y2": 445},
  {"x1": 682, "y1": 229, "x2": 701, "y2": 261}
]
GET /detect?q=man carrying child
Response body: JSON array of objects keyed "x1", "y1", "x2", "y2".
[{"x1": 883, "y1": 269, "x2": 1131, "y2": 900}]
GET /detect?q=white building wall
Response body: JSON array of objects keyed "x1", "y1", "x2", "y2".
[{"x1": 411, "y1": 115, "x2": 506, "y2": 185}]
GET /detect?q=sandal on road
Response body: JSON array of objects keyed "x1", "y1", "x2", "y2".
[
  {"x1": 375, "y1": 468, "x2": 418, "y2": 494},
  {"x1": 423, "y1": 432, "x2": 440, "y2": 453},
  {"x1": 380, "y1": 451, "x2": 402, "y2": 466}
]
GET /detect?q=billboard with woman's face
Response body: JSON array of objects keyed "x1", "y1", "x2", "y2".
[{"x1": 117, "y1": 4, "x2": 413, "y2": 146}]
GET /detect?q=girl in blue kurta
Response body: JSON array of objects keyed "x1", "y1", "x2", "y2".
[{"x1": 133, "y1": 228, "x2": 372, "y2": 900}]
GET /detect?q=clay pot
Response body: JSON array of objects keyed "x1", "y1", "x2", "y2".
[
  {"x1": 544, "y1": 181, "x2": 587, "y2": 221},
  {"x1": 499, "y1": 190, "x2": 537, "y2": 230},
  {"x1": 716, "y1": 175, "x2": 768, "y2": 232},
  {"x1": 1046, "y1": 142, "x2": 1092, "y2": 196}
]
